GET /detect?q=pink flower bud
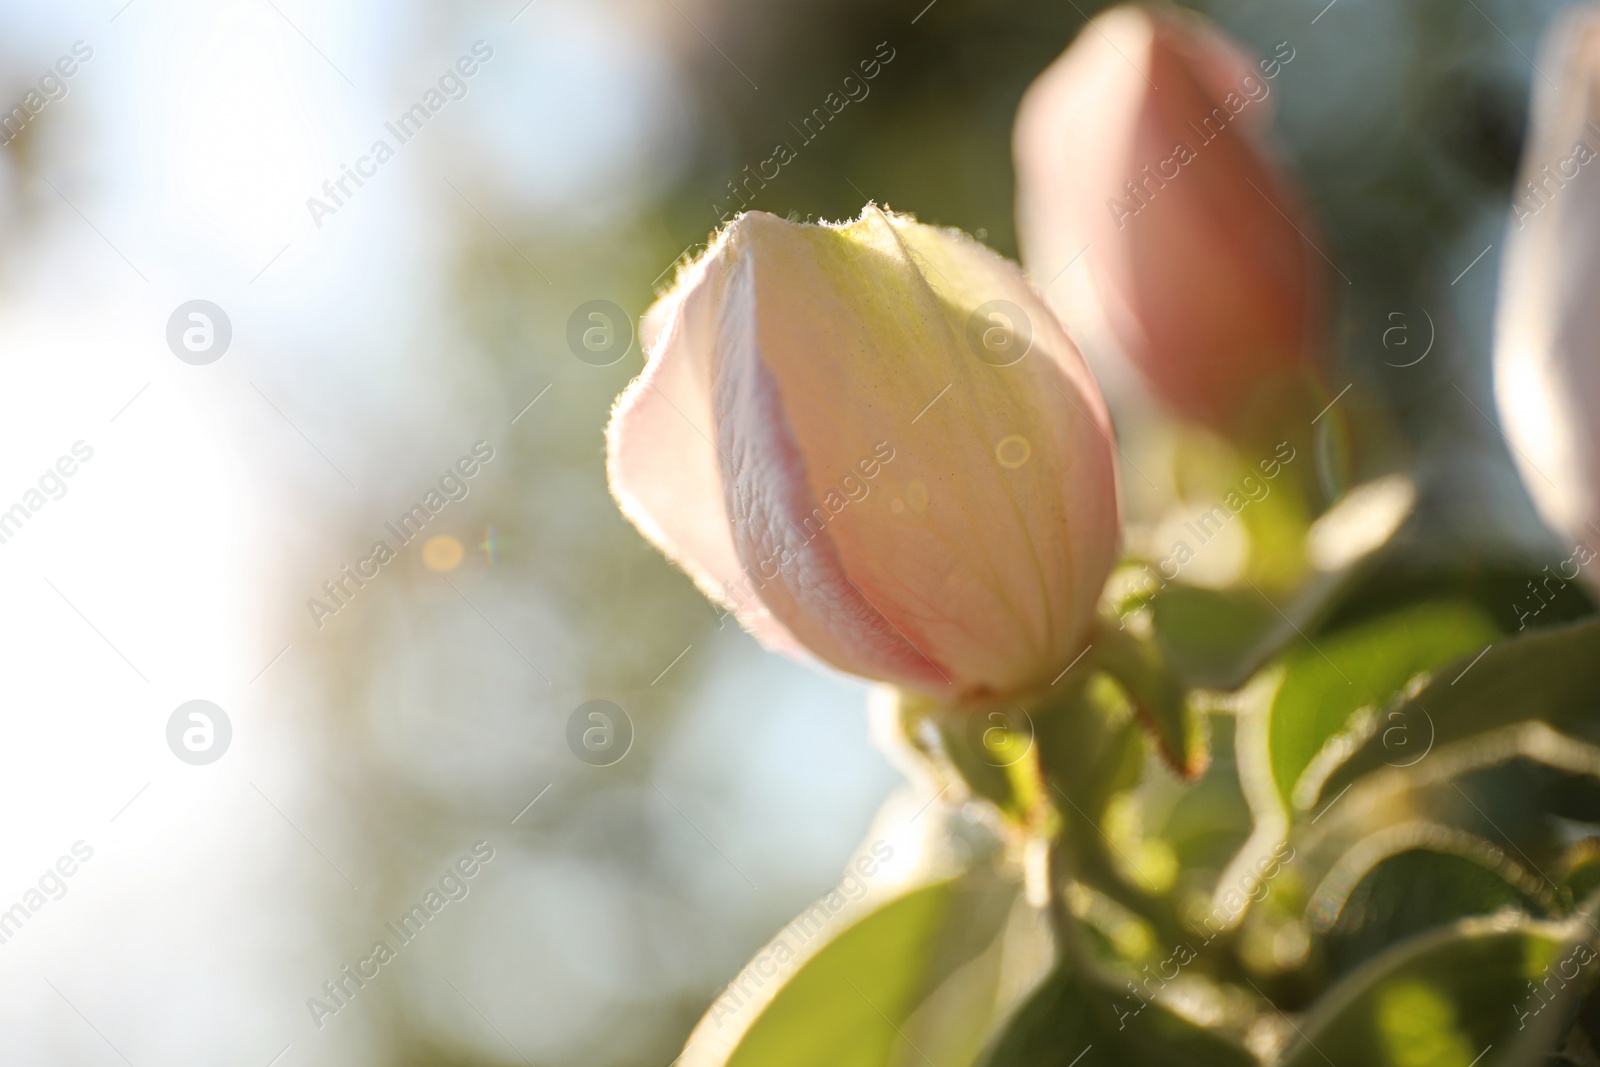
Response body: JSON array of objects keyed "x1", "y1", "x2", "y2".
[
  {"x1": 1014, "y1": 5, "x2": 1325, "y2": 430},
  {"x1": 606, "y1": 208, "x2": 1120, "y2": 700},
  {"x1": 1494, "y1": 9, "x2": 1600, "y2": 567}
]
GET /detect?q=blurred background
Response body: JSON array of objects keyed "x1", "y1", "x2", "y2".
[{"x1": 0, "y1": 0, "x2": 1577, "y2": 1063}]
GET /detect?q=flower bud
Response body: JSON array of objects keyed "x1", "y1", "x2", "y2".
[
  {"x1": 606, "y1": 208, "x2": 1120, "y2": 699},
  {"x1": 1494, "y1": 8, "x2": 1600, "y2": 566},
  {"x1": 1014, "y1": 5, "x2": 1325, "y2": 432}
]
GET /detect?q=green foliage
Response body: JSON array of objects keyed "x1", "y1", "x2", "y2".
[
  {"x1": 1321, "y1": 851, "x2": 1538, "y2": 979},
  {"x1": 1317, "y1": 617, "x2": 1600, "y2": 795},
  {"x1": 976, "y1": 965, "x2": 1257, "y2": 1067},
  {"x1": 681, "y1": 831, "x2": 1020, "y2": 1067},
  {"x1": 1260, "y1": 600, "x2": 1499, "y2": 815},
  {"x1": 1148, "y1": 584, "x2": 1280, "y2": 690},
  {"x1": 677, "y1": 488, "x2": 1600, "y2": 1067},
  {"x1": 1091, "y1": 623, "x2": 1208, "y2": 779},
  {"x1": 1280, "y1": 918, "x2": 1568, "y2": 1067},
  {"x1": 720, "y1": 883, "x2": 956, "y2": 1067}
]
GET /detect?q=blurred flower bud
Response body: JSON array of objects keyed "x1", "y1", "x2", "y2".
[
  {"x1": 1494, "y1": 8, "x2": 1600, "y2": 566},
  {"x1": 1014, "y1": 4, "x2": 1326, "y2": 433},
  {"x1": 606, "y1": 208, "x2": 1120, "y2": 700}
]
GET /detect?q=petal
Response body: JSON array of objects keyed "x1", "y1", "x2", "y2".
[
  {"x1": 723, "y1": 209, "x2": 1120, "y2": 697},
  {"x1": 605, "y1": 238, "x2": 808, "y2": 655},
  {"x1": 1495, "y1": 9, "x2": 1600, "y2": 547},
  {"x1": 1016, "y1": 7, "x2": 1320, "y2": 427},
  {"x1": 712, "y1": 252, "x2": 955, "y2": 693}
]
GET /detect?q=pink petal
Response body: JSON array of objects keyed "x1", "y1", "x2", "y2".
[{"x1": 711, "y1": 254, "x2": 956, "y2": 694}]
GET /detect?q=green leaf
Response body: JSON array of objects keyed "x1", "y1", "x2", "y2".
[
  {"x1": 1131, "y1": 474, "x2": 1421, "y2": 693},
  {"x1": 1034, "y1": 678, "x2": 1183, "y2": 940},
  {"x1": 1317, "y1": 554, "x2": 1596, "y2": 638},
  {"x1": 1321, "y1": 851, "x2": 1539, "y2": 980},
  {"x1": 1092, "y1": 622, "x2": 1207, "y2": 779},
  {"x1": 1196, "y1": 613, "x2": 1588, "y2": 989},
  {"x1": 1318, "y1": 616, "x2": 1600, "y2": 801},
  {"x1": 895, "y1": 691, "x2": 1049, "y2": 823},
  {"x1": 1260, "y1": 600, "x2": 1498, "y2": 815},
  {"x1": 1267, "y1": 759, "x2": 1595, "y2": 944},
  {"x1": 1148, "y1": 584, "x2": 1279, "y2": 690},
  {"x1": 1279, "y1": 916, "x2": 1570, "y2": 1067},
  {"x1": 1561, "y1": 840, "x2": 1600, "y2": 905},
  {"x1": 1142, "y1": 712, "x2": 1255, "y2": 883},
  {"x1": 1232, "y1": 620, "x2": 1600, "y2": 950},
  {"x1": 931, "y1": 701, "x2": 1040, "y2": 821},
  {"x1": 680, "y1": 872, "x2": 1017, "y2": 1067},
  {"x1": 1034, "y1": 677, "x2": 1143, "y2": 822},
  {"x1": 978, "y1": 965, "x2": 1257, "y2": 1067}
]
